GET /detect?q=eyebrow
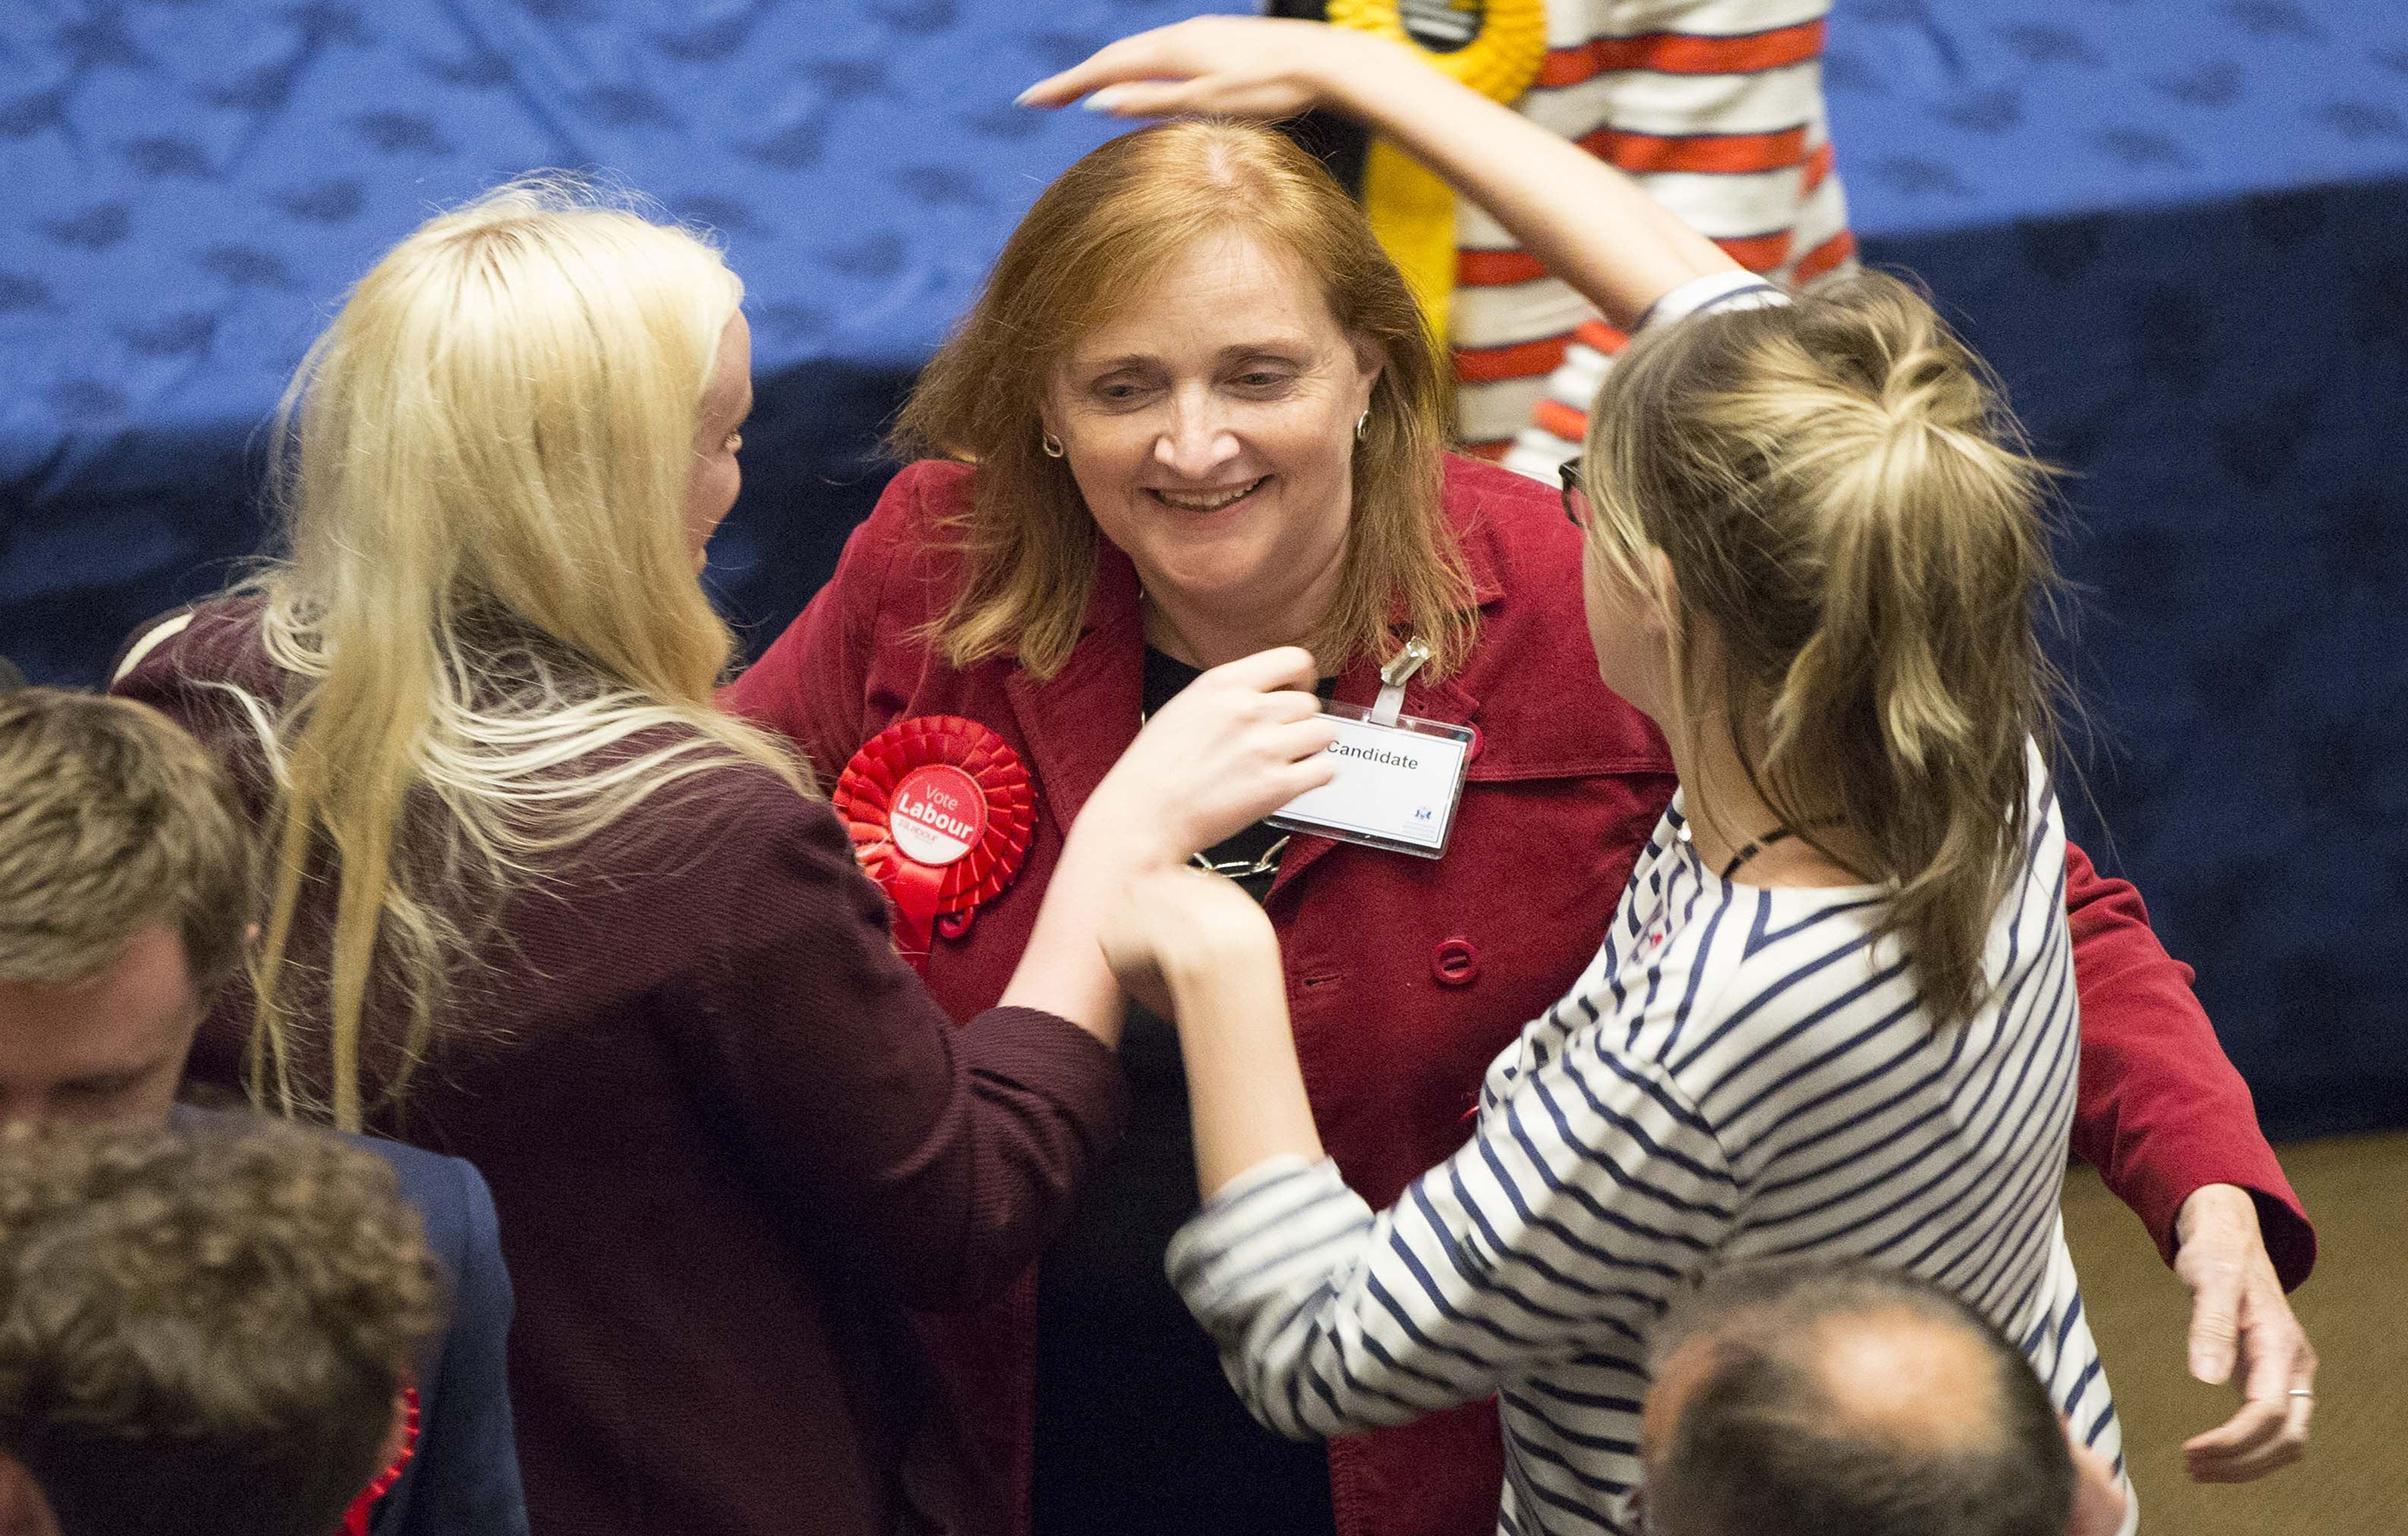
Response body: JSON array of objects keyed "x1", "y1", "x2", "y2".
[{"x1": 1086, "y1": 341, "x2": 1315, "y2": 372}]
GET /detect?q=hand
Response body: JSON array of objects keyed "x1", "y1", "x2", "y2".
[
  {"x1": 2173, "y1": 1183, "x2": 2316, "y2": 1481},
  {"x1": 1079, "y1": 644, "x2": 1337, "y2": 868},
  {"x1": 2066, "y1": 1426, "x2": 2129, "y2": 1536},
  {"x1": 1017, "y1": 16, "x2": 1395, "y2": 121},
  {"x1": 1098, "y1": 867, "x2": 1278, "y2": 1018}
]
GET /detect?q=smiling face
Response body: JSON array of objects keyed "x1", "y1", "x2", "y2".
[{"x1": 1045, "y1": 229, "x2": 1381, "y2": 651}]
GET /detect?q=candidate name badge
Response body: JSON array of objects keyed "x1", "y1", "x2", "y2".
[{"x1": 1268, "y1": 699, "x2": 1472, "y2": 859}]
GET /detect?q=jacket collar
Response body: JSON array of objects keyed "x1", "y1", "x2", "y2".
[{"x1": 1003, "y1": 541, "x2": 1147, "y2": 837}]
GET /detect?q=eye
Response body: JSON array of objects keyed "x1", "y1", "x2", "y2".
[
  {"x1": 1230, "y1": 364, "x2": 1301, "y2": 395},
  {"x1": 1092, "y1": 379, "x2": 1148, "y2": 405}
]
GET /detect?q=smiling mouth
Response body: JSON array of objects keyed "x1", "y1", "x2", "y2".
[{"x1": 1149, "y1": 477, "x2": 1268, "y2": 514}]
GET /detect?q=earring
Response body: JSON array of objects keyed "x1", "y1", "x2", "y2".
[
  {"x1": 1040, "y1": 431, "x2": 1065, "y2": 458},
  {"x1": 1355, "y1": 409, "x2": 1369, "y2": 441}
]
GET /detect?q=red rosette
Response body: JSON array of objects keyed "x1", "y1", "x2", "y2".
[
  {"x1": 832, "y1": 715, "x2": 1035, "y2": 969},
  {"x1": 339, "y1": 1385, "x2": 420, "y2": 1536}
]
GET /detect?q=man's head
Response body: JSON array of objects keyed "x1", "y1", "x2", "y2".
[
  {"x1": 1638, "y1": 1261, "x2": 2077, "y2": 1536},
  {"x1": 0, "y1": 690, "x2": 251, "y2": 1129},
  {"x1": 0, "y1": 1120, "x2": 444, "y2": 1536}
]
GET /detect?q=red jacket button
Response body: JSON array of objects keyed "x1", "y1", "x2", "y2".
[{"x1": 1432, "y1": 938, "x2": 1479, "y2": 987}]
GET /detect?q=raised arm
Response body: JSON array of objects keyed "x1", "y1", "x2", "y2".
[{"x1": 1022, "y1": 17, "x2": 1738, "y2": 329}]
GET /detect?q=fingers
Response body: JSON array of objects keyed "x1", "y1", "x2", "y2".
[
  {"x1": 1016, "y1": 32, "x2": 1174, "y2": 108},
  {"x1": 2184, "y1": 1261, "x2": 2243, "y2": 1385},
  {"x1": 1076, "y1": 81, "x2": 1214, "y2": 119},
  {"x1": 2182, "y1": 1287, "x2": 2316, "y2": 1481},
  {"x1": 1264, "y1": 687, "x2": 1327, "y2": 726},
  {"x1": 1207, "y1": 644, "x2": 1321, "y2": 694},
  {"x1": 2061, "y1": 1432, "x2": 2129, "y2": 1536},
  {"x1": 2183, "y1": 1392, "x2": 2291, "y2": 1478}
]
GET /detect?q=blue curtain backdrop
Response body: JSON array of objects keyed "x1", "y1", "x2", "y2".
[{"x1": 3, "y1": 0, "x2": 2401, "y2": 1138}]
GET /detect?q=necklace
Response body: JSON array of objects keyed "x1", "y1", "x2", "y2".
[
  {"x1": 1679, "y1": 819, "x2": 1837, "y2": 881},
  {"x1": 1139, "y1": 675, "x2": 1290, "y2": 883},
  {"x1": 1191, "y1": 836, "x2": 1291, "y2": 881},
  {"x1": 1716, "y1": 826, "x2": 1799, "y2": 881}
]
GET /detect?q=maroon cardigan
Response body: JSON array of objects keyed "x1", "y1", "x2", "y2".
[
  {"x1": 728, "y1": 455, "x2": 2316, "y2": 1536},
  {"x1": 116, "y1": 600, "x2": 1128, "y2": 1536}
]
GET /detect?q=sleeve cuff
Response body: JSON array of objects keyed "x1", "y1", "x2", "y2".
[
  {"x1": 1166, "y1": 1155, "x2": 1367, "y2": 1321},
  {"x1": 2143, "y1": 1167, "x2": 2318, "y2": 1294},
  {"x1": 960, "y1": 1005, "x2": 1131, "y2": 1152},
  {"x1": 1636, "y1": 271, "x2": 1787, "y2": 332}
]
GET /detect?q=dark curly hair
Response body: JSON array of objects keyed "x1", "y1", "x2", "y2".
[{"x1": 0, "y1": 1119, "x2": 446, "y2": 1536}]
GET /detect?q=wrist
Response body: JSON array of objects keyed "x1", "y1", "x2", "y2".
[
  {"x1": 1061, "y1": 804, "x2": 1178, "y2": 879},
  {"x1": 1322, "y1": 33, "x2": 1420, "y2": 119},
  {"x1": 1159, "y1": 911, "x2": 1278, "y2": 996},
  {"x1": 2175, "y1": 1183, "x2": 2257, "y2": 1246}
]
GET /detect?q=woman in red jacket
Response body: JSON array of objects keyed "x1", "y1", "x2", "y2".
[
  {"x1": 112, "y1": 179, "x2": 1338, "y2": 1536},
  {"x1": 726, "y1": 84, "x2": 2315, "y2": 1536}
]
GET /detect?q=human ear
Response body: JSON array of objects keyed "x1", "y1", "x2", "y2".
[
  {"x1": 1643, "y1": 546, "x2": 1682, "y2": 636},
  {"x1": 1345, "y1": 332, "x2": 1386, "y2": 405}
]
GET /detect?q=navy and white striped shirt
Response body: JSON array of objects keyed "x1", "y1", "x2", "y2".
[{"x1": 1169, "y1": 754, "x2": 2126, "y2": 1536}]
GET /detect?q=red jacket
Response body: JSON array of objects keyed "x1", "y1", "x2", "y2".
[{"x1": 729, "y1": 454, "x2": 2313, "y2": 1536}]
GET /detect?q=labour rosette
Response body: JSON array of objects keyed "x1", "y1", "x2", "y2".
[{"x1": 833, "y1": 715, "x2": 1035, "y2": 970}]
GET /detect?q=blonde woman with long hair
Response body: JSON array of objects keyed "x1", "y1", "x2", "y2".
[
  {"x1": 112, "y1": 179, "x2": 1336, "y2": 1536},
  {"x1": 1031, "y1": 20, "x2": 2317, "y2": 1536}
]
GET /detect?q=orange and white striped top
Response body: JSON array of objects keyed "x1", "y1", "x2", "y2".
[{"x1": 1447, "y1": 0, "x2": 1857, "y2": 476}]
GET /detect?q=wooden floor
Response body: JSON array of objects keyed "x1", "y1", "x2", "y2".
[{"x1": 2060, "y1": 1130, "x2": 2408, "y2": 1532}]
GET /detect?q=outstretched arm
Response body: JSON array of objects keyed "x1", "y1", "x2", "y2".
[{"x1": 1023, "y1": 17, "x2": 1739, "y2": 329}]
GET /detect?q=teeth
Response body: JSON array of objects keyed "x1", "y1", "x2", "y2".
[{"x1": 1155, "y1": 478, "x2": 1263, "y2": 512}]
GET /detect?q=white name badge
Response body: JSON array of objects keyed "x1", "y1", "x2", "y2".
[{"x1": 1267, "y1": 701, "x2": 1472, "y2": 858}]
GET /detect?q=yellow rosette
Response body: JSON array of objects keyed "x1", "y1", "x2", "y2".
[{"x1": 1327, "y1": 0, "x2": 1548, "y2": 341}]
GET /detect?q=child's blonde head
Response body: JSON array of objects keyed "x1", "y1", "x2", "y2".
[{"x1": 1579, "y1": 272, "x2": 2063, "y2": 1021}]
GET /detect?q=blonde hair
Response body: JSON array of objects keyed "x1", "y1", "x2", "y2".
[
  {"x1": 0, "y1": 690, "x2": 252, "y2": 998},
  {"x1": 1580, "y1": 272, "x2": 2063, "y2": 1022},
  {"x1": 243, "y1": 178, "x2": 805, "y2": 1130},
  {"x1": 896, "y1": 119, "x2": 1476, "y2": 679}
]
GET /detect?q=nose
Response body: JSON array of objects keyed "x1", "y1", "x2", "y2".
[{"x1": 1153, "y1": 389, "x2": 1240, "y2": 479}]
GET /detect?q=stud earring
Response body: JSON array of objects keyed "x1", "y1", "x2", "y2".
[
  {"x1": 1041, "y1": 431, "x2": 1065, "y2": 458},
  {"x1": 1355, "y1": 410, "x2": 1369, "y2": 441}
]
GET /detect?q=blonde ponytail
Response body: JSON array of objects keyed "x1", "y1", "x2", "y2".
[{"x1": 1583, "y1": 272, "x2": 2063, "y2": 1022}]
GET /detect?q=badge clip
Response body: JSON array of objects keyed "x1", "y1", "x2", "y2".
[{"x1": 1372, "y1": 636, "x2": 1432, "y2": 726}]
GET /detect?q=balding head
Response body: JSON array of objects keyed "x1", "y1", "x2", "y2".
[{"x1": 1638, "y1": 1262, "x2": 2076, "y2": 1536}]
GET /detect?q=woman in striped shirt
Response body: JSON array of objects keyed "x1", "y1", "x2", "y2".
[{"x1": 1041, "y1": 23, "x2": 2145, "y2": 1535}]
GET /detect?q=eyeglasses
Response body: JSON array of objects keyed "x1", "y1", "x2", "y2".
[{"x1": 1558, "y1": 458, "x2": 1590, "y2": 529}]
